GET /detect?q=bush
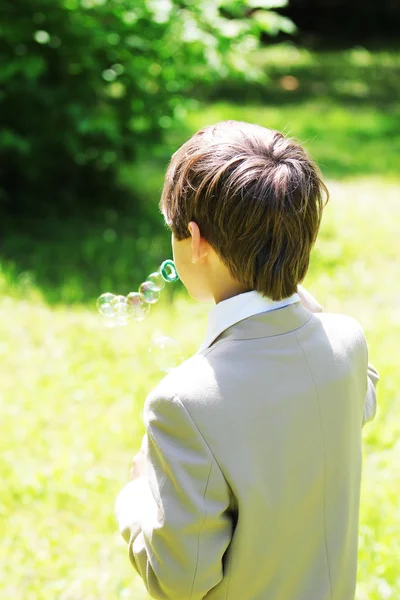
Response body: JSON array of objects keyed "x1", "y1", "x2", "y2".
[{"x1": 0, "y1": 0, "x2": 294, "y2": 217}]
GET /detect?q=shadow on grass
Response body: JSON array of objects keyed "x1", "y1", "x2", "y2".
[
  {"x1": 0, "y1": 209, "x2": 175, "y2": 306},
  {"x1": 0, "y1": 154, "x2": 176, "y2": 306}
]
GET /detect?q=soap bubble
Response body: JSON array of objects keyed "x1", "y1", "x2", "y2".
[
  {"x1": 148, "y1": 333, "x2": 184, "y2": 373},
  {"x1": 147, "y1": 270, "x2": 165, "y2": 292},
  {"x1": 139, "y1": 281, "x2": 160, "y2": 304},
  {"x1": 160, "y1": 259, "x2": 179, "y2": 283},
  {"x1": 127, "y1": 292, "x2": 151, "y2": 321},
  {"x1": 97, "y1": 292, "x2": 117, "y2": 317},
  {"x1": 112, "y1": 295, "x2": 131, "y2": 326},
  {"x1": 96, "y1": 260, "x2": 179, "y2": 329}
]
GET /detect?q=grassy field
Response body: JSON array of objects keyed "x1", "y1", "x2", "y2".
[
  {"x1": 1, "y1": 178, "x2": 399, "y2": 600},
  {"x1": 1, "y1": 46, "x2": 400, "y2": 599}
]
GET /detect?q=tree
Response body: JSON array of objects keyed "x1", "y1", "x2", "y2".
[{"x1": 0, "y1": 0, "x2": 294, "y2": 216}]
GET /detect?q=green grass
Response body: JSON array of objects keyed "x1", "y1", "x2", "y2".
[
  {"x1": 1, "y1": 177, "x2": 399, "y2": 600},
  {"x1": 187, "y1": 44, "x2": 400, "y2": 179},
  {"x1": 1, "y1": 45, "x2": 400, "y2": 599},
  {"x1": 183, "y1": 100, "x2": 400, "y2": 178}
]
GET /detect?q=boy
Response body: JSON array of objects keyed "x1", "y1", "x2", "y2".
[{"x1": 115, "y1": 121, "x2": 379, "y2": 600}]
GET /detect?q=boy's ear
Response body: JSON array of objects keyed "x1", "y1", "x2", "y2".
[{"x1": 188, "y1": 221, "x2": 209, "y2": 263}]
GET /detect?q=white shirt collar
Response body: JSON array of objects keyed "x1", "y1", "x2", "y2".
[{"x1": 198, "y1": 290, "x2": 300, "y2": 352}]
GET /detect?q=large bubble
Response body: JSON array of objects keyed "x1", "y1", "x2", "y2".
[{"x1": 148, "y1": 333, "x2": 184, "y2": 373}]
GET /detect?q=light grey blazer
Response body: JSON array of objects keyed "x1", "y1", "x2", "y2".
[{"x1": 116, "y1": 302, "x2": 379, "y2": 600}]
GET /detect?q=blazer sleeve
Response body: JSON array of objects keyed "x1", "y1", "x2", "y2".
[
  {"x1": 121, "y1": 392, "x2": 233, "y2": 600},
  {"x1": 362, "y1": 362, "x2": 379, "y2": 427}
]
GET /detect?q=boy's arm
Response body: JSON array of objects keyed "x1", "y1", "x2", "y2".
[
  {"x1": 363, "y1": 362, "x2": 379, "y2": 426},
  {"x1": 298, "y1": 285, "x2": 379, "y2": 426},
  {"x1": 116, "y1": 392, "x2": 233, "y2": 600}
]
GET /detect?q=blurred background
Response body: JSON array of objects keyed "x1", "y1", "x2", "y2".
[{"x1": 1, "y1": 1, "x2": 399, "y2": 598}]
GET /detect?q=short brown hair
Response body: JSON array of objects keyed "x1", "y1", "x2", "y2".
[{"x1": 160, "y1": 120, "x2": 329, "y2": 301}]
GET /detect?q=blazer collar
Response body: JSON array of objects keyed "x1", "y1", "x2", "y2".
[
  {"x1": 214, "y1": 301, "x2": 314, "y2": 346},
  {"x1": 198, "y1": 290, "x2": 302, "y2": 352}
]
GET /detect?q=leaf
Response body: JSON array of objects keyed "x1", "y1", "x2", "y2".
[
  {"x1": 252, "y1": 10, "x2": 296, "y2": 35},
  {"x1": 246, "y1": 0, "x2": 288, "y2": 8}
]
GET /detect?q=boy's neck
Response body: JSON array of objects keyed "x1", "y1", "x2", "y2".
[{"x1": 213, "y1": 281, "x2": 252, "y2": 304}]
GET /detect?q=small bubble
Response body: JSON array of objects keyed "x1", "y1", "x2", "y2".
[
  {"x1": 160, "y1": 259, "x2": 179, "y2": 282},
  {"x1": 97, "y1": 292, "x2": 116, "y2": 317},
  {"x1": 126, "y1": 292, "x2": 150, "y2": 321},
  {"x1": 148, "y1": 334, "x2": 184, "y2": 373},
  {"x1": 111, "y1": 295, "x2": 131, "y2": 326},
  {"x1": 147, "y1": 271, "x2": 165, "y2": 292},
  {"x1": 139, "y1": 282, "x2": 160, "y2": 304}
]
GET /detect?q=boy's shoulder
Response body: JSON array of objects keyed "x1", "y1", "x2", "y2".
[
  {"x1": 145, "y1": 352, "x2": 219, "y2": 410},
  {"x1": 144, "y1": 309, "x2": 368, "y2": 415},
  {"x1": 313, "y1": 310, "x2": 367, "y2": 345}
]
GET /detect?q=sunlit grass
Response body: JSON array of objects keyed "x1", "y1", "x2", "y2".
[
  {"x1": 181, "y1": 100, "x2": 400, "y2": 179},
  {"x1": 1, "y1": 176, "x2": 399, "y2": 599}
]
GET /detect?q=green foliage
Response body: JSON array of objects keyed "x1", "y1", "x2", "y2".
[
  {"x1": 0, "y1": 0, "x2": 292, "y2": 216},
  {"x1": 0, "y1": 178, "x2": 399, "y2": 599},
  {"x1": 0, "y1": 46, "x2": 399, "y2": 306}
]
